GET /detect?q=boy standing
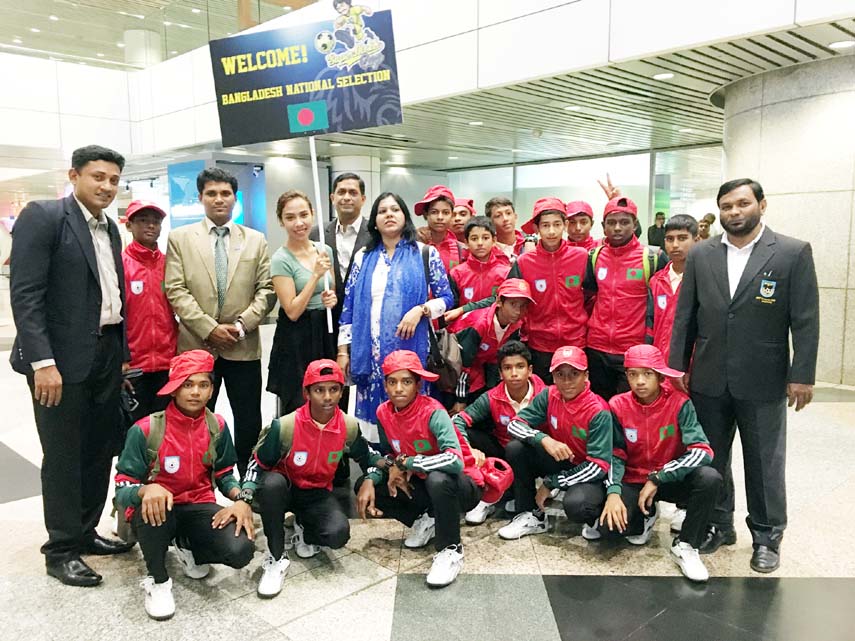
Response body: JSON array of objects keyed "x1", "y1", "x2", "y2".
[
  {"x1": 114, "y1": 350, "x2": 254, "y2": 620},
  {"x1": 414, "y1": 185, "x2": 467, "y2": 272},
  {"x1": 122, "y1": 200, "x2": 178, "y2": 420},
  {"x1": 601, "y1": 345, "x2": 721, "y2": 582},
  {"x1": 565, "y1": 200, "x2": 600, "y2": 251},
  {"x1": 485, "y1": 196, "x2": 527, "y2": 260},
  {"x1": 448, "y1": 216, "x2": 510, "y2": 307},
  {"x1": 452, "y1": 197, "x2": 475, "y2": 242}
]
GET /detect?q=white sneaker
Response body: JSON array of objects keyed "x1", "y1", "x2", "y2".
[
  {"x1": 464, "y1": 501, "x2": 496, "y2": 525},
  {"x1": 626, "y1": 513, "x2": 658, "y2": 546},
  {"x1": 497, "y1": 511, "x2": 548, "y2": 540},
  {"x1": 671, "y1": 540, "x2": 709, "y2": 582},
  {"x1": 504, "y1": 499, "x2": 516, "y2": 513},
  {"x1": 141, "y1": 577, "x2": 175, "y2": 620},
  {"x1": 291, "y1": 523, "x2": 320, "y2": 559},
  {"x1": 426, "y1": 544, "x2": 464, "y2": 587},
  {"x1": 174, "y1": 542, "x2": 210, "y2": 579},
  {"x1": 581, "y1": 521, "x2": 601, "y2": 541},
  {"x1": 257, "y1": 552, "x2": 290, "y2": 598},
  {"x1": 670, "y1": 508, "x2": 686, "y2": 533},
  {"x1": 404, "y1": 512, "x2": 436, "y2": 549}
]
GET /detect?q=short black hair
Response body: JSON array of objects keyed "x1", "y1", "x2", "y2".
[
  {"x1": 485, "y1": 196, "x2": 514, "y2": 217},
  {"x1": 332, "y1": 172, "x2": 365, "y2": 195},
  {"x1": 365, "y1": 192, "x2": 418, "y2": 251},
  {"x1": 716, "y1": 178, "x2": 764, "y2": 206},
  {"x1": 664, "y1": 214, "x2": 698, "y2": 236},
  {"x1": 655, "y1": 211, "x2": 666, "y2": 218},
  {"x1": 197, "y1": 167, "x2": 238, "y2": 195},
  {"x1": 497, "y1": 340, "x2": 532, "y2": 367},
  {"x1": 464, "y1": 216, "x2": 496, "y2": 238},
  {"x1": 71, "y1": 145, "x2": 125, "y2": 172}
]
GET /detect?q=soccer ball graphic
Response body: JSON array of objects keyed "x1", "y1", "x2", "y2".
[{"x1": 315, "y1": 31, "x2": 336, "y2": 54}]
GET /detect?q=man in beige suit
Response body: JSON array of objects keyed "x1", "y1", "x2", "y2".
[{"x1": 165, "y1": 167, "x2": 275, "y2": 476}]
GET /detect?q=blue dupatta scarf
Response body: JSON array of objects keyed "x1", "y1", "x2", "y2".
[{"x1": 350, "y1": 240, "x2": 428, "y2": 386}]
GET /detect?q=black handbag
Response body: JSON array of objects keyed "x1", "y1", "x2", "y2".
[{"x1": 421, "y1": 246, "x2": 462, "y2": 393}]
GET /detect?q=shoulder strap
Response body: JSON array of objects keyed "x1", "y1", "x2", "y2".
[
  {"x1": 590, "y1": 245, "x2": 603, "y2": 272},
  {"x1": 421, "y1": 244, "x2": 431, "y2": 290},
  {"x1": 642, "y1": 246, "x2": 659, "y2": 285},
  {"x1": 343, "y1": 414, "x2": 360, "y2": 450},
  {"x1": 145, "y1": 411, "x2": 167, "y2": 482},
  {"x1": 277, "y1": 412, "x2": 297, "y2": 459},
  {"x1": 202, "y1": 409, "x2": 222, "y2": 486}
]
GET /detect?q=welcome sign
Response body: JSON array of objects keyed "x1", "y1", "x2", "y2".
[{"x1": 209, "y1": 8, "x2": 402, "y2": 147}]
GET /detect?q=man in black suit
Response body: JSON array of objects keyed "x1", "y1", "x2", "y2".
[
  {"x1": 10, "y1": 145, "x2": 135, "y2": 587},
  {"x1": 670, "y1": 178, "x2": 819, "y2": 574}
]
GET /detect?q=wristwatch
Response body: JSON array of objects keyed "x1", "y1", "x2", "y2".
[
  {"x1": 237, "y1": 488, "x2": 254, "y2": 505},
  {"x1": 394, "y1": 454, "x2": 409, "y2": 471},
  {"x1": 647, "y1": 471, "x2": 661, "y2": 486}
]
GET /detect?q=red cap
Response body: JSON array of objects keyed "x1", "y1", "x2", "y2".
[
  {"x1": 454, "y1": 197, "x2": 475, "y2": 215},
  {"x1": 522, "y1": 197, "x2": 566, "y2": 234},
  {"x1": 496, "y1": 278, "x2": 535, "y2": 302},
  {"x1": 125, "y1": 200, "x2": 167, "y2": 220},
  {"x1": 604, "y1": 196, "x2": 638, "y2": 219},
  {"x1": 414, "y1": 185, "x2": 456, "y2": 217},
  {"x1": 382, "y1": 350, "x2": 439, "y2": 382},
  {"x1": 549, "y1": 345, "x2": 588, "y2": 372},
  {"x1": 480, "y1": 457, "x2": 515, "y2": 504},
  {"x1": 623, "y1": 344, "x2": 684, "y2": 378},
  {"x1": 566, "y1": 200, "x2": 594, "y2": 220},
  {"x1": 158, "y1": 349, "x2": 215, "y2": 396},
  {"x1": 303, "y1": 359, "x2": 345, "y2": 388}
]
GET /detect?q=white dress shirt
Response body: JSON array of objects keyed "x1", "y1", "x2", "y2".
[
  {"x1": 668, "y1": 262, "x2": 684, "y2": 294},
  {"x1": 77, "y1": 197, "x2": 123, "y2": 328},
  {"x1": 335, "y1": 216, "x2": 363, "y2": 281},
  {"x1": 507, "y1": 380, "x2": 536, "y2": 414},
  {"x1": 721, "y1": 223, "x2": 765, "y2": 299}
]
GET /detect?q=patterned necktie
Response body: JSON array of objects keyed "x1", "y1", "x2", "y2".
[{"x1": 214, "y1": 227, "x2": 229, "y2": 314}]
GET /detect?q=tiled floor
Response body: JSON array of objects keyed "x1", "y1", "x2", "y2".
[{"x1": 2, "y1": 326, "x2": 855, "y2": 640}]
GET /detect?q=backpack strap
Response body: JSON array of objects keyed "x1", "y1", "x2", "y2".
[
  {"x1": 343, "y1": 414, "x2": 360, "y2": 452},
  {"x1": 590, "y1": 244, "x2": 604, "y2": 273},
  {"x1": 277, "y1": 412, "x2": 297, "y2": 460},
  {"x1": 642, "y1": 246, "x2": 659, "y2": 285},
  {"x1": 201, "y1": 409, "x2": 222, "y2": 486},
  {"x1": 421, "y1": 244, "x2": 431, "y2": 290},
  {"x1": 145, "y1": 411, "x2": 167, "y2": 482}
]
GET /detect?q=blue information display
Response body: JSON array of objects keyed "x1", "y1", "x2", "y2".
[{"x1": 209, "y1": 8, "x2": 402, "y2": 147}]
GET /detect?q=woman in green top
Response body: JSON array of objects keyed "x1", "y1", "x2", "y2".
[{"x1": 267, "y1": 190, "x2": 337, "y2": 413}]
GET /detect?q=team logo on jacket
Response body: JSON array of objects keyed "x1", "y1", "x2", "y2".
[
  {"x1": 657, "y1": 294, "x2": 667, "y2": 310},
  {"x1": 391, "y1": 439, "x2": 401, "y2": 453},
  {"x1": 550, "y1": 415, "x2": 558, "y2": 429},
  {"x1": 624, "y1": 428, "x2": 638, "y2": 443},
  {"x1": 564, "y1": 275, "x2": 580, "y2": 288},
  {"x1": 597, "y1": 267, "x2": 608, "y2": 281},
  {"x1": 328, "y1": 450, "x2": 343, "y2": 464},
  {"x1": 130, "y1": 280, "x2": 144, "y2": 295},
  {"x1": 480, "y1": 343, "x2": 490, "y2": 351},
  {"x1": 164, "y1": 456, "x2": 180, "y2": 473},
  {"x1": 760, "y1": 279, "x2": 776, "y2": 298},
  {"x1": 659, "y1": 424, "x2": 676, "y2": 441},
  {"x1": 413, "y1": 439, "x2": 431, "y2": 452},
  {"x1": 464, "y1": 287, "x2": 474, "y2": 300},
  {"x1": 499, "y1": 415, "x2": 510, "y2": 425},
  {"x1": 292, "y1": 451, "x2": 308, "y2": 466},
  {"x1": 535, "y1": 279, "x2": 547, "y2": 292}
]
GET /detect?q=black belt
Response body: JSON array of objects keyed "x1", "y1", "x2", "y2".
[{"x1": 94, "y1": 323, "x2": 121, "y2": 338}]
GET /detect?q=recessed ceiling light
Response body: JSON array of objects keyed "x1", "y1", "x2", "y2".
[
  {"x1": 679, "y1": 127, "x2": 694, "y2": 133},
  {"x1": 117, "y1": 42, "x2": 125, "y2": 47},
  {"x1": 30, "y1": 28, "x2": 41, "y2": 33},
  {"x1": 468, "y1": 121, "x2": 483, "y2": 126},
  {"x1": 829, "y1": 40, "x2": 855, "y2": 49},
  {"x1": 448, "y1": 156, "x2": 458, "y2": 160},
  {"x1": 178, "y1": 23, "x2": 190, "y2": 29},
  {"x1": 191, "y1": 8, "x2": 201, "y2": 13},
  {"x1": 96, "y1": 53, "x2": 104, "y2": 57},
  {"x1": 329, "y1": 142, "x2": 342, "y2": 147},
  {"x1": 79, "y1": 62, "x2": 87, "y2": 65},
  {"x1": 392, "y1": 134, "x2": 405, "y2": 138},
  {"x1": 170, "y1": 50, "x2": 178, "y2": 55},
  {"x1": 12, "y1": 38, "x2": 22, "y2": 44},
  {"x1": 652, "y1": 72, "x2": 674, "y2": 80},
  {"x1": 163, "y1": 21, "x2": 172, "y2": 26},
  {"x1": 49, "y1": 15, "x2": 59, "y2": 21},
  {"x1": 564, "y1": 105, "x2": 581, "y2": 111}
]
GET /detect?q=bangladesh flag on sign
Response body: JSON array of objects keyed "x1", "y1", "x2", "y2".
[
  {"x1": 287, "y1": 100, "x2": 329, "y2": 134},
  {"x1": 327, "y1": 450, "x2": 342, "y2": 464},
  {"x1": 626, "y1": 268, "x2": 643, "y2": 280}
]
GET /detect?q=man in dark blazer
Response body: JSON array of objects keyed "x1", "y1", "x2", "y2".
[
  {"x1": 670, "y1": 178, "x2": 819, "y2": 574},
  {"x1": 10, "y1": 145, "x2": 134, "y2": 587}
]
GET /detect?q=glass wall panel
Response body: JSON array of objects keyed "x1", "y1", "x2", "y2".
[
  {"x1": 652, "y1": 146, "x2": 723, "y2": 226},
  {"x1": 447, "y1": 167, "x2": 514, "y2": 217}
]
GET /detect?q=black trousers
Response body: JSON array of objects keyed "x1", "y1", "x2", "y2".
[
  {"x1": 505, "y1": 439, "x2": 604, "y2": 518},
  {"x1": 467, "y1": 428, "x2": 506, "y2": 460},
  {"x1": 585, "y1": 348, "x2": 629, "y2": 400},
  {"x1": 132, "y1": 503, "x2": 254, "y2": 583},
  {"x1": 129, "y1": 370, "x2": 170, "y2": 424},
  {"x1": 616, "y1": 467, "x2": 722, "y2": 548},
  {"x1": 692, "y1": 389, "x2": 787, "y2": 548},
  {"x1": 30, "y1": 324, "x2": 122, "y2": 563},
  {"x1": 208, "y1": 357, "x2": 262, "y2": 478},
  {"x1": 529, "y1": 348, "x2": 554, "y2": 385},
  {"x1": 257, "y1": 472, "x2": 350, "y2": 559},
  {"x1": 356, "y1": 472, "x2": 481, "y2": 551}
]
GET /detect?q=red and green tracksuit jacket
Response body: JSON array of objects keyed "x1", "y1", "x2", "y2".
[
  {"x1": 114, "y1": 401, "x2": 240, "y2": 512},
  {"x1": 568, "y1": 236, "x2": 601, "y2": 251},
  {"x1": 241, "y1": 404, "x2": 377, "y2": 492},
  {"x1": 584, "y1": 237, "x2": 667, "y2": 355},
  {"x1": 453, "y1": 375, "x2": 547, "y2": 447},
  {"x1": 449, "y1": 246, "x2": 510, "y2": 308},
  {"x1": 507, "y1": 383, "x2": 613, "y2": 490},
  {"x1": 647, "y1": 264, "x2": 681, "y2": 363},
  {"x1": 375, "y1": 395, "x2": 484, "y2": 487},
  {"x1": 462, "y1": 240, "x2": 589, "y2": 354},
  {"x1": 122, "y1": 240, "x2": 178, "y2": 372},
  {"x1": 452, "y1": 303, "x2": 524, "y2": 401},
  {"x1": 607, "y1": 386, "x2": 714, "y2": 495},
  {"x1": 429, "y1": 229, "x2": 468, "y2": 274}
]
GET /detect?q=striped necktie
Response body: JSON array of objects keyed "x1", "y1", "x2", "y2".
[{"x1": 214, "y1": 227, "x2": 229, "y2": 314}]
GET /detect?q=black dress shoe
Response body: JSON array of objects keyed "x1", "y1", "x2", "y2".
[
  {"x1": 83, "y1": 533, "x2": 135, "y2": 556},
  {"x1": 698, "y1": 526, "x2": 737, "y2": 555},
  {"x1": 46, "y1": 557, "x2": 103, "y2": 587},
  {"x1": 750, "y1": 545, "x2": 780, "y2": 573}
]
